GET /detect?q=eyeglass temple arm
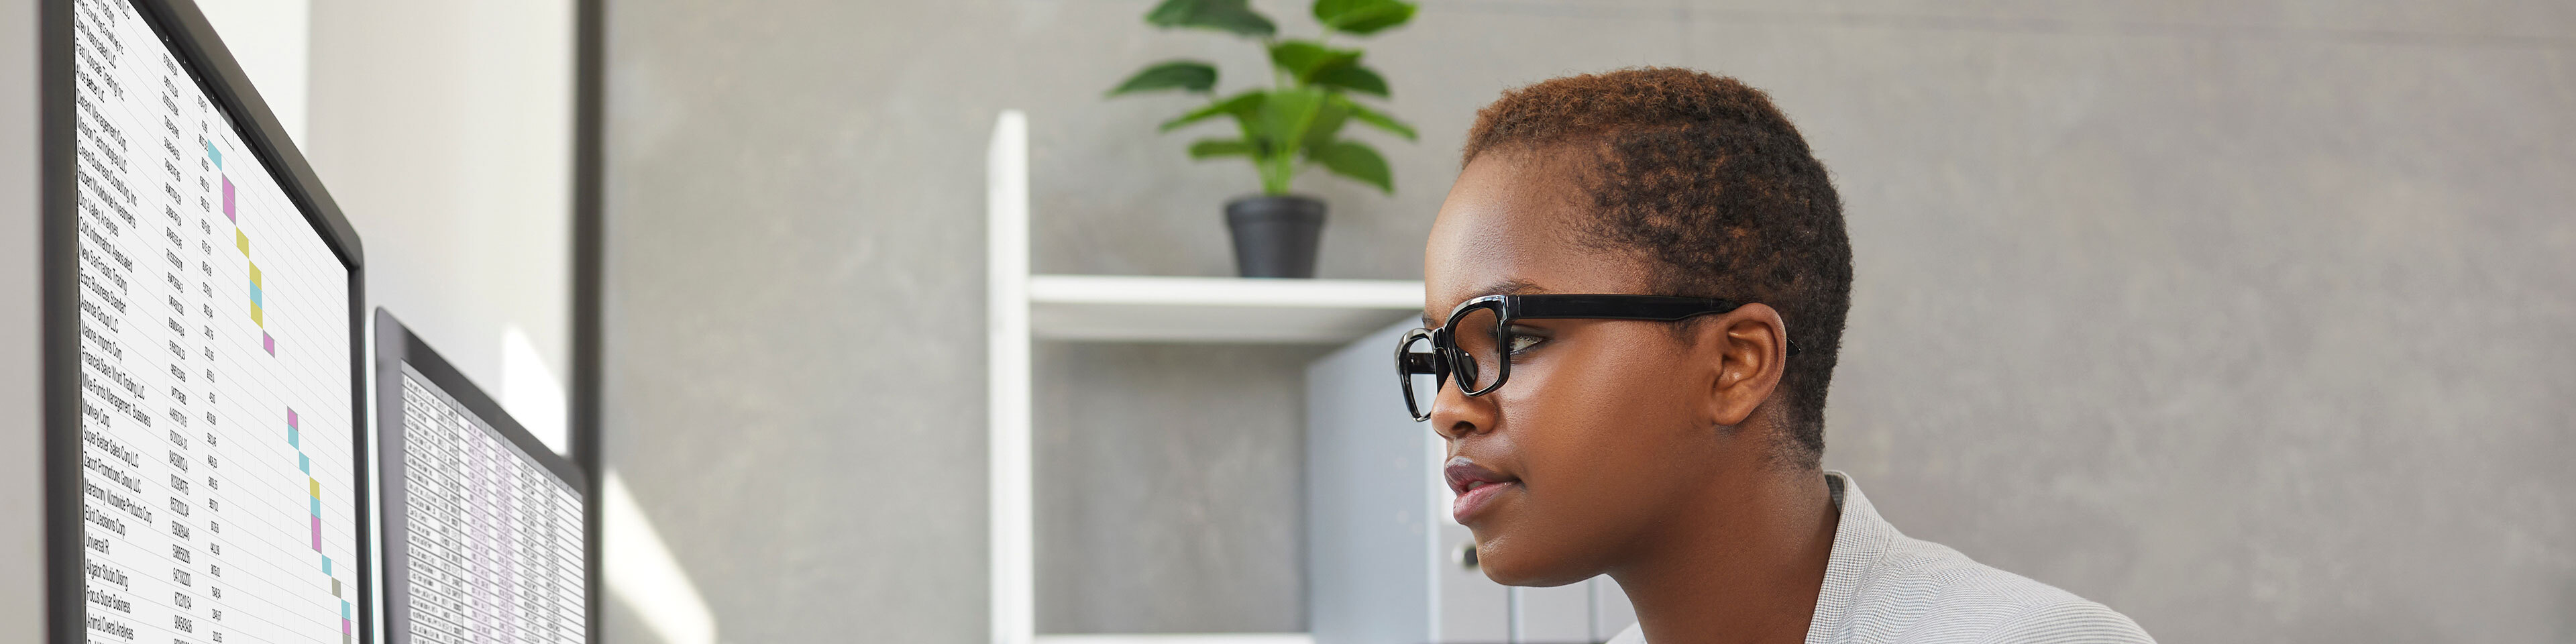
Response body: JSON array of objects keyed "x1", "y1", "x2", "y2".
[
  {"x1": 1510, "y1": 294, "x2": 1741, "y2": 321},
  {"x1": 1399, "y1": 351, "x2": 1442, "y2": 374},
  {"x1": 1509, "y1": 296, "x2": 1803, "y2": 356}
]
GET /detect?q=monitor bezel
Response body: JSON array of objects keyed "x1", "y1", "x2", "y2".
[
  {"x1": 372, "y1": 308, "x2": 590, "y2": 644},
  {"x1": 41, "y1": 1, "x2": 372, "y2": 643}
]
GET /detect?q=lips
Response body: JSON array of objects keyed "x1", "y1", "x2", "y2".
[{"x1": 1446, "y1": 457, "x2": 1520, "y2": 523}]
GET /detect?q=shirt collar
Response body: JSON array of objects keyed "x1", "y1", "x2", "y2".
[{"x1": 1806, "y1": 471, "x2": 1898, "y2": 644}]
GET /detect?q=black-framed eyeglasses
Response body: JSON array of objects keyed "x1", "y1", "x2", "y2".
[{"x1": 1394, "y1": 294, "x2": 1797, "y2": 422}]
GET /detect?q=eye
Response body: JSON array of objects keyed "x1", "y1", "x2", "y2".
[{"x1": 1505, "y1": 329, "x2": 1546, "y2": 355}]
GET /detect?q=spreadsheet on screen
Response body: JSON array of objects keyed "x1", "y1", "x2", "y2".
[
  {"x1": 386, "y1": 365, "x2": 587, "y2": 644},
  {"x1": 70, "y1": 1, "x2": 358, "y2": 643}
]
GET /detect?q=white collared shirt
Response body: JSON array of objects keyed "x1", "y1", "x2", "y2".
[{"x1": 1606, "y1": 472, "x2": 2155, "y2": 644}]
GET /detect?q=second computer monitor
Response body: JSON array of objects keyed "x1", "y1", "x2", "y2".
[{"x1": 374, "y1": 309, "x2": 588, "y2": 644}]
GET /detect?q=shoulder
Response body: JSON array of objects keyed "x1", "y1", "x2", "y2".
[
  {"x1": 1605, "y1": 623, "x2": 1646, "y2": 644},
  {"x1": 1605, "y1": 551, "x2": 2153, "y2": 644},
  {"x1": 1970, "y1": 600, "x2": 2155, "y2": 644},
  {"x1": 1834, "y1": 535, "x2": 2154, "y2": 644}
]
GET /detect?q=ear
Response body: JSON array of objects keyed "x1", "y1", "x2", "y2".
[{"x1": 1693, "y1": 303, "x2": 1790, "y2": 428}]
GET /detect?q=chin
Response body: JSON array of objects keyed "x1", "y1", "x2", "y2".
[{"x1": 1472, "y1": 531, "x2": 1601, "y2": 588}]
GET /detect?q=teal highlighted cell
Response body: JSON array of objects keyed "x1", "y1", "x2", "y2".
[
  {"x1": 310, "y1": 496, "x2": 319, "y2": 515},
  {"x1": 299, "y1": 453, "x2": 309, "y2": 473},
  {"x1": 205, "y1": 141, "x2": 221, "y2": 168},
  {"x1": 321, "y1": 555, "x2": 331, "y2": 576},
  {"x1": 288, "y1": 427, "x2": 298, "y2": 447}
]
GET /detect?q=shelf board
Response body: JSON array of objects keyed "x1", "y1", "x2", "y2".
[
  {"x1": 1027, "y1": 274, "x2": 1424, "y2": 343},
  {"x1": 1034, "y1": 635, "x2": 1312, "y2": 644}
]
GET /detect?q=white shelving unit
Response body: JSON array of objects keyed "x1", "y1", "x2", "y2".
[
  {"x1": 987, "y1": 111, "x2": 1425, "y2": 644},
  {"x1": 1030, "y1": 274, "x2": 1423, "y2": 343}
]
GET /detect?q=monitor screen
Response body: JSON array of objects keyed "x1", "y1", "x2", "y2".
[
  {"x1": 69, "y1": 1, "x2": 360, "y2": 643},
  {"x1": 376, "y1": 313, "x2": 588, "y2": 644}
]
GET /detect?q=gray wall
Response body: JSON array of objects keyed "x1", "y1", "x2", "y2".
[
  {"x1": 1773, "y1": 5, "x2": 2576, "y2": 643},
  {"x1": 600, "y1": 0, "x2": 2576, "y2": 642},
  {"x1": 1034, "y1": 342, "x2": 1328, "y2": 633},
  {"x1": 599, "y1": 2, "x2": 998, "y2": 642}
]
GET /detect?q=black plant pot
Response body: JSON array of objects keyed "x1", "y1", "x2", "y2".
[{"x1": 1224, "y1": 195, "x2": 1326, "y2": 278}]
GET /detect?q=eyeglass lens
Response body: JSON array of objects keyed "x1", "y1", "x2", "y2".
[
  {"x1": 1451, "y1": 307, "x2": 1505, "y2": 394},
  {"x1": 1401, "y1": 333, "x2": 1442, "y2": 419}
]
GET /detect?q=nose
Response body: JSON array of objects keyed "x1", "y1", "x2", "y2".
[{"x1": 1428, "y1": 372, "x2": 1498, "y2": 441}]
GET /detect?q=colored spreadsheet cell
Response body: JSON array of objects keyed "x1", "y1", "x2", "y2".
[
  {"x1": 265, "y1": 331, "x2": 277, "y2": 355},
  {"x1": 248, "y1": 262, "x2": 264, "y2": 328},
  {"x1": 223, "y1": 176, "x2": 235, "y2": 221}
]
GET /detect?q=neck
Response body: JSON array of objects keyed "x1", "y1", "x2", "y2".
[{"x1": 1609, "y1": 466, "x2": 1839, "y2": 644}]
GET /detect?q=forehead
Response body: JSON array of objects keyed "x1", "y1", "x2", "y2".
[{"x1": 1423, "y1": 151, "x2": 1654, "y2": 325}]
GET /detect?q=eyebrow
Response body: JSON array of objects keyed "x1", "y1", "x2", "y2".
[{"x1": 1422, "y1": 278, "x2": 1547, "y2": 327}]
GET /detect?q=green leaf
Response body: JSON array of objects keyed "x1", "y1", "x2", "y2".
[
  {"x1": 1267, "y1": 40, "x2": 1362, "y2": 84},
  {"x1": 1331, "y1": 94, "x2": 1416, "y2": 140},
  {"x1": 1160, "y1": 91, "x2": 1265, "y2": 132},
  {"x1": 1310, "y1": 140, "x2": 1393, "y2": 193},
  {"x1": 1145, "y1": 0, "x2": 1276, "y2": 37},
  {"x1": 1108, "y1": 60, "x2": 1220, "y2": 96},
  {"x1": 1301, "y1": 100, "x2": 1351, "y2": 152},
  {"x1": 1188, "y1": 138, "x2": 1254, "y2": 158},
  {"x1": 1256, "y1": 89, "x2": 1328, "y2": 152},
  {"x1": 1312, "y1": 0, "x2": 1416, "y2": 35},
  {"x1": 1309, "y1": 64, "x2": 1387, "y2": 97}
]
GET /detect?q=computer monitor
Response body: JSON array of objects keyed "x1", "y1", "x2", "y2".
[
  {"x1": 44, "y1": 1, "x2": 369, "y2": 643},
  {"x1": 374, "y1": 310, "x2": 589, "y2": 644}
]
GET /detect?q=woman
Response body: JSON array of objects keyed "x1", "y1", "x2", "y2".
[{"x1": 1401, "y1": 68, "x2": 2153, "y2": 644}]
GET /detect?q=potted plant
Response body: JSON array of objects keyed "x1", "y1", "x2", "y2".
[{"x1": 1109, "y1": 0, "x2": 1419, "y2": 278}]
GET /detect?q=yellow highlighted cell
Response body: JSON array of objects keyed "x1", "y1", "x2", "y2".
[{"x1": 235, "y1": 229, "x2": 249, "y2": 254}]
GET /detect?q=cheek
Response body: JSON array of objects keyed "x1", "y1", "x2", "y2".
[
  {"x1": 1481, "y1": 341, "x2": 1705, "y2": 572},
  {"x1": 1508, "y1": 340, "x2": 1704, "y2": 482}
]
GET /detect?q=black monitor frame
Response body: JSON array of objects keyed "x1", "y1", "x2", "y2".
[
  {"x1": 40, "y1": 0, "x2": 370, "y2": 642},
  {"x1": 373, "y1": 308, "x2": 591, "y2": 644}
]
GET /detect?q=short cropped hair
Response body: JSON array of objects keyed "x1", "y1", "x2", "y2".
[{"x1": 1462, "y1": 68, "x2": 1852, "y2": 466}]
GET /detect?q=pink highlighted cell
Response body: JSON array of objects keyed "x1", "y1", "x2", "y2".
[
  {"x1": 222, "y1": 177, "x2": 235, "y2": 221},
  {"x1": 311, "y1": 516, "x2": 321, "y2": 549},
  {"x1": 288, "y1": 408, "x2": 298, "y2": 428},
  {"x1": 264, "y1": 332, "x2": 275, "y2": 355}
]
